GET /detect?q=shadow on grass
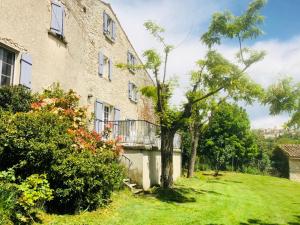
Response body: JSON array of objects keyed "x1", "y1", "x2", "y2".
[
  {"x1": 152, "y1": 187, "x2": 196, "y2": 203},
  {"x1": 239, "y1": 216, "x2": 300, "y2": 225},
  {"x1": 202, "y1": 172, "x2": 224, "y2": 177},
  {"x1": 151, "y1": 186, "x2": 223, "y2": 203}
]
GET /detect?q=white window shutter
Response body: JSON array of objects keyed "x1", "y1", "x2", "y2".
[
  {"x1": 128, "y1": 82, "x2": 132, "y2": 100},
  {"x1": 108, "y1": 59, "x2": 112, "y2": 81},
  {"x1": 20, "y1": 53, "x2": 32, "y2": 89},
  {"x1": 103, "y1": 12, "x2": 108, "y2": 33},
  {"x1": 114, "y1": 108, "x2": 120, "y2": 121},
  {"x1": 112, "y1": 21, "x2": 116, "y2": 40},
  {"x1": 127, "y1": 52, "x2": 131, "y2": 65},
  {"x1": 95, "y1": 100, "x2": 103, "y2": 133},
  {"x1": 51, "y1": 1, "x2": 64, "y2": 36},
  {"x1": 98, "y1": 52, "x2": 104, "y2": 77}
]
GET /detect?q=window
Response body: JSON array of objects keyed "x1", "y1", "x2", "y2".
[
  {"x1": 94, "y1": 101, "x2": 115, "y2": 133},
  {"x1": 128, "y1": 82, "x2": 138, "y2": 103},
  {"x1": 50, "y1": 1, "x2": 65, "y2": 37},
  {"x1": 0, "y1": 47, "x2": 15, "y2": 86},
  {"x1": 127, "y1": 52, "x2": 136, "y2": 73},
  {"x1": 103, "y1": 12, "x2": 116, "y2": 41},
  {"x1": 98, "y1": 52, "x2": 113, "y2": 81}
]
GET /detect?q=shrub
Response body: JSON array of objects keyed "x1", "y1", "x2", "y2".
[
  {"x1": 48, "y1": 149, "x2": 124, "y2": 213},
  {"x1": 0, "y1": 170, "x2": 53, "y2": 225},
  {"x1": 0, "y1": 84, "x2": 125, "y2": 214},
  {"x1": 0, "y1": 85, "x2": 34, "y2": 113}
]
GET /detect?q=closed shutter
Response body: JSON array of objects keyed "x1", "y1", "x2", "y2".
[
  {"x1": 51, "y1": 1, "x2": 64, "y2": 36},
  {"x1": 103, "y1": 12, "x2": 108, "y2": 33},
  {"x1": 108, "y1": 59, "x2": 112, "y2": 81},
  {"x1": 98, "y1": 52, "x2": 104, "y2": 77},
  {"x1": 20, "y1": 53, "x2": 32, "y2": 89},
  {"x1": 95, "y1": 100, "x2": 103, "y2": 133},
  {"x1": 112, "y1": 21, "x2": 116, "y2": 40}
]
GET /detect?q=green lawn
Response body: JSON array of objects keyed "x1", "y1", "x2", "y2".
[{"x1": 39, "y1": 172, "x2": 300, "y2": 225}]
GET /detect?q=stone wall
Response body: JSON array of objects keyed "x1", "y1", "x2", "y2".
[
  {"x1": 0, "y1": 0, "x2": 155, "y2": 122},
  {"x1": 289, "y1": 158, "x2": 300, "y2": 182},
  {"x1": 123, "y1": 147, "x2": 182, "y2": 190}
]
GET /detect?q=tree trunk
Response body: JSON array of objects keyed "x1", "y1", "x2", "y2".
[
  {"x1": 160, "y1": 128, "x2": 175, "y2": 188},
  {"x1": 187, "y1": 122, "x2": 201, "y2": 178}
]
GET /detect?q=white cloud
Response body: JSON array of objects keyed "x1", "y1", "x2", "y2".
[
  {"x1": 251, "y1": 115, "x2": 289, "y2": 129},
  {"x1": 107, "y1": 0, "x2": 300, "y2": 128}
]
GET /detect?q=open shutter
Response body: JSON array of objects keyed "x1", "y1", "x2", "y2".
[
  {"x1": 114, "y1": 108, "x2": 120, "y2": 121},
  {"x1": 127, "y1": 52, "x2": 131, "y2": 65},
  {"x1": 20, "y1": 53, "x2": 32, "y2": 89},
  {"x1": 103, "y1": 12, "x2": 108, "y2": 33},
  {"x1": 113, "y1": 108, "x2": 120, "y2": 137},
  {"x1": 51, "y1": 1, "x2": 64, "y2": 36},
  {"x1": 98, "y1": 52, "x2": 104, "y2": 77},
  {"x1": 112, "y1": 21, "x2": 116, "y2": 40},
  {"x1": 128, "y1": 82, "x2": 132, "y2": 100},
  {"x1": 95, "y1": 100, "x2": 103, "y2": 133},
  {"x1": 108, "y1": 59, "x2": 112, "y2": 81}
]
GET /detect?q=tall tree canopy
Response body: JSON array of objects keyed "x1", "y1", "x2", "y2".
[
  {"x1": 120, "y1": 0, "x2": 267, "y2": 188},
  {"x1": 265, "y1": 77, "x2": 300, "y2": 128},
  {"x1": 200, "y1": 103, "x2": 259, "y2": 174}
]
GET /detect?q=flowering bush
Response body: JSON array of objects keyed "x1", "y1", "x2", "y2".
[{"x1": 0, "y1": 84, "x2": 125, "y2": 215}]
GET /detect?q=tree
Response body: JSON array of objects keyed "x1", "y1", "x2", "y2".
[
  {"x1": 200, "y1": 103, "x2": 259, "y2": 175},
  {"x1": 265, "y1": 77, "x2": 300, "y2": 128},
  {"x1": 185, "y1": 0, "x2": 267, "y2": 177},
  {"x1": 121, "y1": 0, "x2": 266, "y2": 188}
]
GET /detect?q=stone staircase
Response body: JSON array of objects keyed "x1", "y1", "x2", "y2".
[{"x1": 123, "y1": 178, "x2": 143, "y2": 194}]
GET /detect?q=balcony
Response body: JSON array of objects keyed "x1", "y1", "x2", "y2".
[{"x1": 95, "y1": 120, "x2": 181, "y2": 149}]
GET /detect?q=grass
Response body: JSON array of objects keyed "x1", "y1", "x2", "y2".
[{"x1": 38, "y1": 172, "x2": 300, "y2": 225}]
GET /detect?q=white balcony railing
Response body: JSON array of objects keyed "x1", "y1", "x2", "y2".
[{"x1": 95, "y1": 120, "x2": 181, "y2": 149}]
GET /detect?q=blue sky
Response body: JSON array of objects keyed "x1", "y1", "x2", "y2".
[{"x1": 108, "y1": 0, "x2": 300, "y2": 129}]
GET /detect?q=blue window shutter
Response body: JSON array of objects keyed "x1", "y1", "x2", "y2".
[
  {"x1": 114, "y1": 108, "x2": 120, "y2": 121},
  {"x1": 128, "y1": 82, "x2": 132, "y2": 100},
  {"x1": 98, "y1": 52, "x2": 104, "y2": 77},
  {"x1": 95, "y1": 100, "x2": 103, "y2": 133},
  {"x1": 51, "y1": 1, "x2": 64, "y2": 36},
  {"x1": 108, "y1": 59, "x2": 112, "y2": 81},
  {"x1": 127, "y1": 52, "x2": 131, "y2": 65},
  {"x1": 20, "y1": 53, "x2": 32, "y2": 89},
  {"x1": 113, "y1": 108, "x2": 120, "y2": 137},
  {"x1": 112, "y1": 21, "x2": 116, "y2": 40},
  {"x1": 103, "y1": 12, "x2": 108, "y2": 33}
]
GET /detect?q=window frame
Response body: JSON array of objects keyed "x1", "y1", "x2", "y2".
[
  {"x1": 0, "y1": 46, "x2": 15, "y2": 86},
  {"x1": 127, "y1": 51, "x2": 136, "y2": 74},
  {"x1": 129, "y1": 82, "x2": 138, "y2": 103},
  {"x1": 103, "y1": 12, "x2": 116, "y2": 42}
]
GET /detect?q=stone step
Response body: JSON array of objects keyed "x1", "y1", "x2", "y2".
[{"x1": 133, "y1": 188, "x2": 143, "y2": 194}]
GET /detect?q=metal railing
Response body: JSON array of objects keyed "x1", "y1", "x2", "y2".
[{"x1": 95, "y1": 119, "x2": 181, "y2": 148}]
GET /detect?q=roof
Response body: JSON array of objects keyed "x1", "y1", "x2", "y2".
[{"x1": 279, "y1": 144, "x2": 300, "y2": 158}]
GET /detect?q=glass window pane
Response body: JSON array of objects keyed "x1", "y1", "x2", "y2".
[
  {"x1": 2, "y1": 62, "x2": 12, "y2": 76},
  {"x1": 2, "y1": 50, "x2": 14, "y2": 64},
  {"x1": 1, "y1": 75, "x2": 10, "y2": 86}
]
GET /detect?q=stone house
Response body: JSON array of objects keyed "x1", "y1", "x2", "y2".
[
  {"x1": 0, "y1": 0, "x2": 181, "y2": 190},
  {"x1": 275, "y1": 145, "x2": 300, "y2": 182}
]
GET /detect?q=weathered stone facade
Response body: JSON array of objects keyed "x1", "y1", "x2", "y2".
[
  {"x1": 0, "y1": 0, "x2": 155, "y2": 122},
  {"x1": 289, "y1": 158, "x2": 300, "y2": 182},
  {"x1": 1, "y1": 0, "x2": 182, "y2": 189}
]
